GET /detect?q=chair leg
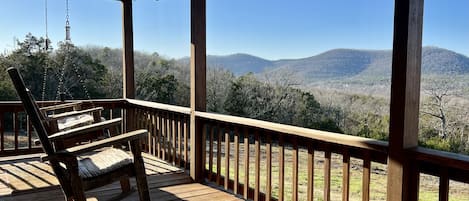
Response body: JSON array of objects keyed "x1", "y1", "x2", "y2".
[
  {"x1": 131, "y1": 140, "x2": 150, "y2": 201},
  {"x1": 64, "y1": 159, "x2": 87, "y2": 201},
  {"x1": 70, "y1": 172, "x2": 86, "y2": 201},
  {"x1": 120, "y1": 176, "x2": 131, "y2": 193},
  {"x1": 50, "y1": 160, "x2": 74, "y2": 201}
]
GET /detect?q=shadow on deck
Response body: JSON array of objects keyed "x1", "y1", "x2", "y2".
[{"x1": 0, "y1": 153, "x2": 241, "y2": 201}]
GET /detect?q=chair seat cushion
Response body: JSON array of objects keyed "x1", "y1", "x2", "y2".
[
  {"x1": 76, "y1": 148, "x2": 133, "y2": 178},
  {"x1": 57, "y1": 114, "x2": 94, "y2": 130}
]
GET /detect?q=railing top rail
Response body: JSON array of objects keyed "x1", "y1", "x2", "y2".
[
  {"x1": 411, "y1": 147, "x2": 469, "y2": 170},
  {"x1": 125, "y1": 99, "x2": 191, "y2": 115},
  {"x1": 196, "y1": 111, "x2": 389, "y2": 154}
]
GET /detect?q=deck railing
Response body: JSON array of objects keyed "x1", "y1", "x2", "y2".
[
  {"x1": 1, "y1": 99, "x2": 469, "y2": 200},
  {"x1": 412, "y1": 147, "x2": 469, "y2": 201},
  {"x1": 126, "y1": 99, "x2": 191, "y2": 171},
  {"x1": 196, "y1": 111, "x2": 388, "y2": 201}
]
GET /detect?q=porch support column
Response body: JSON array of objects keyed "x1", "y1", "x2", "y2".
[
  {"x1": 122, "y1": 0, "x2": 135, "y2": 99},
  {"x1": 190, "y1": 0, "x2": 206, "y2": 182},
  {"x1": 387, "y1": 0, "x2": 424, "y2": 200}
]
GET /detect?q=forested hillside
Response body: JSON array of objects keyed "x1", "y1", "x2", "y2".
[{"x1": 2, "y1": 34, "x2": 469, "y2": 154}]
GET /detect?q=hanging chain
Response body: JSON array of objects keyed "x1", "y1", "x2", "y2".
[
  {"x1": 55, "y1": 47, "x2": 67, "y2": 101},
  {"x1": 41, "y1": 66, "x2": 48, "y2": 101},
  {"x1": 65, "y1": 0, "x2": 71, "y2": 41},
  {"x1": 44, "y1": 0, "x2": 49, "y2": 50},
  {"x1": 56, "y1": 43, "x2": 93, "y2": 105},
  {"x1": 41, "y1": 0, "x2": 49, "y2": 103},
  {"x1": 71, "y1": 59, "x2": 93, "y2": 104},
  {"x1": 63, "y1": 85, "x2": 74, "y2": 100},
  {"x1": 54, "y1": 0, "x2": 94, "y2": 106},
  {"x1": 65, "y1": 0, "x2": 69, "y2": 22}
]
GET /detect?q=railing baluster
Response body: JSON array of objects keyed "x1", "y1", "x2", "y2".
[
  {"x1": 144, "y1": 110, "x2": 149, "y2": 151},
  {"x1": 307, "y1": 146, "x2": 314, "y2": 201},
  {"x1": 292, "y1": 137, "x2": 298, "y2": 201},
  {"x1": 217, "y1": 123, "x2": 222, "y2": 185},
  {"x1": 172, "y1": 113, "x2": 177, "y2": 164},
  {"x1": 342, "y1": 150, "x2": 350, "y2": 201},
  {"x1": 167, "y1": 112, "x2": 172, "y2": 162},
  {"x1": 439, "y1": 168, "x2": 449, "y2": 201},
  {"x1": 130, "y1": 108, "x2": 135, "y2": 129},
  {"x1": 244, "y1": 127, "x2": 250, "y2": 200},
  {"x1": 151, "y1": 112, "x2": 157, "y2": 156},
  {"x1": 27, "y1": 115, "x2": 32, "y2": 149},
  {"x1": 14, "y1": 112, "x2": 18, "y2": 150},
  {"x1": 146, "y1": 111, "x2": 151, "y2": 153},
  {"x1": 225, "y1": 125, "x2": 230, "y2": 190},
  {"x1": 162, "y1": 112, "x2": 167, "y2": 161},
  {"x1": 184, "y1": 116, "x2": 189, "y2": 170},
  {"x1": 279, "y1": 135, "x2": 285, "y2": 201},
  {"x1": 133, "y1": 108, "x2": 137, "y2": 131},
  {"x1": 0, "y1": 112, "x2": 4, "y2": 151},
  {"x1": 254, "y1": 131, "x2": 260, "y2": 201},
  {"x1": 266, "y1": 134, "x2": 272, "y2": 201},
  {"x1": 145, "y1": 110, "x2": 153, "y2": 154},
  {"x1": 177, "y1": 114, "x2": 182, "y2": 167},
  {"x1": 144, "y1": 111, "x2": 149, "y2": 153},
  {"x1": 362, "y1": 152, "x2": 371, "y2": 201},
  {"x1": 148, "y1": 111, "x2": 152, "y2": 153},
  {"x1": 157, "y1": 111, "x2": 162, "y2": 158},
  {"x1": 137, "y1": 109, "x2": 141, "y2": 129},
  {"x1": 234, "y1": 126, "x2": 240, "y2": 194},
  {"x1": 202, "y1": 122, "x2": 207, "y2": 173},
  {"x1": 136, "y1": 108, "x2": 140, "y2": 129},
  {"x1": 167, "y1": 112, "x2": 171, "y2": 161},
  {"x1": 166, "y1": 112, "x2": 173, "y2": 163},
  {"x1": 208, "y1": 123, "x2": 214, "y2": 181},
  {"x1": 137, "y1": 109, "x2": 142, "y2": 147},
  {"x1": 324, "y1": 149, "x2": 331, "y2": 201}
]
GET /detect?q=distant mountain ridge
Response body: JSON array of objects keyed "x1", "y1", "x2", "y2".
[{"x1": 193, "y1": 47, "x2": 469, "y2": 83}]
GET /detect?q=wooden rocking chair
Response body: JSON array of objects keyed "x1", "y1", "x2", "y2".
[{"x1": 7, "y1": 67, "x2": 150, "y2": 201}]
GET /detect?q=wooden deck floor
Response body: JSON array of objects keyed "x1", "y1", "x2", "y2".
[{"x1": 0, "y1": 153, "x2": 242, "y2": 201}]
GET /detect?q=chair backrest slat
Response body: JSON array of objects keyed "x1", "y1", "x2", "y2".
[{"x1": 7, "y1": 67, "x2": 55, "y2": 155}]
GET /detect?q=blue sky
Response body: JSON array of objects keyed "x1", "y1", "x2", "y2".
[{"x1": 1, "y1": 0, "x2": 468, "y2": 60}]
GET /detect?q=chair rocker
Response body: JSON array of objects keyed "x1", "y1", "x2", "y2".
[{"x1": 7, "y1": 67, "x2": 150, "y2": 201}]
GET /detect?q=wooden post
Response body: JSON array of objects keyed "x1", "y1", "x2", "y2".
[
  {"x1": 387, "y1": 0, "x2": 424, "y2": 200},
  {"x1": 190, "y1": 0, "x2": 206, "y2": 182},
  {"x1": 122, "y1": 0, "x2": 135, "y2": 99},
  {"x1": 121, "y1": 0, "x2": 134, "y2": 133}
]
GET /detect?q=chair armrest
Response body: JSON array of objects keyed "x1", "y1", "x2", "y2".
[
  {"x1": 56, "y1": 129, "x2": 147, "y2": 156},
  {"x1": 47, "y1": 107, "x2": 103, "y2": 120},
  {"x1": 40, "y1": 102, "x2": 83, "y2": 112},
  {"x1": 48, "y1": 118, "x2": 121, "y2": 141}
]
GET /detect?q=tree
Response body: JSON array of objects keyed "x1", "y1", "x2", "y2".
[
  {"x1": 207, "y1": 67, "x2": 235, "y2": 113},
  {"x1": 421, "y1": 78, "x2": 455, "y2": 139},
  {"x1": 0, "y1": 33, "x2": 51, "y2": 99},
  {"x1": 136, "y1": 69, "x2": 178, "y2": 104},
  {"x1": 54, "y1": 42, "x2": 109, "y2": 99},
  {"x1": 0, "y1": 56, "x2": 17, "y2": 100}
]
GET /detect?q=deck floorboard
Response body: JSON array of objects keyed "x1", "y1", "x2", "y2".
[{"x1": 0, "y1": 153, "x2": 241, "y2": 201}]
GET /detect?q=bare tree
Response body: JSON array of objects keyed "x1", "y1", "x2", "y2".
[{"x1": 421, "y1": 78, "x2": 458, "y2": 139}]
